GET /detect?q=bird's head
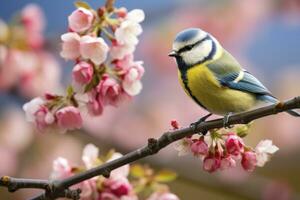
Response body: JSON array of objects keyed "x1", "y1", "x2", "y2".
[{"x1": 169, "y1": 28, "x2": 218, "y2": 70}]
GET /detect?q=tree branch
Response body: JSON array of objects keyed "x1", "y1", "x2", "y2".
[{"x1": 1, "y1": 97, "x2": 300, "y2": 200}]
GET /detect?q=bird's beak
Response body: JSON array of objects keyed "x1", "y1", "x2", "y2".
[{"x1": 168, "y1": 50, "x2": 178, "y2": 57}]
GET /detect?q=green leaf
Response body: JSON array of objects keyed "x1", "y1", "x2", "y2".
[
  {"x1": 130, "y1": 165, "x2": 145, "y2": 178},
  {"x1": 154, "y1": 170, "x2": 177, "y2": 183},
  {"x1": 74, "y1": 1, "x2": 91, "y2": 9},
  {"x1": 236, "y1": 123, "x2": 252, "y2": 138}
]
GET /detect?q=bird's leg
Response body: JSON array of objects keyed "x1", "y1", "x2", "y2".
[
  {"x1": 190, "y1": 113, "x2": 212, "y2": 135},
  {"x1": 223, "y1": 112, "x2": 233, "y2": 128}
]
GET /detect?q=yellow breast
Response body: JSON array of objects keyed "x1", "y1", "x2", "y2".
[{"x1": 178, "y1": 64, "x2": 257, "y2": 115}]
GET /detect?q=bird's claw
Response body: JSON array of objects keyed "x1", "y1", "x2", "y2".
[
  {"x1": 190, "y1": 113, "x2": 212, "y2": 135},
  {"x1": 223, "y1": 112, "x2": 233, "y2": 128}
]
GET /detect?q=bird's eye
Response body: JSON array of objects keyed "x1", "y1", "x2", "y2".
[{"x1": 185, "y1": 44, "x2": 193, "y2": 51}]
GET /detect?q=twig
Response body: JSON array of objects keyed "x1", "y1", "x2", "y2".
[
  {"x1": 105, "y1": 0, "x2": 115, "y2": 12},
  {"x1": 1, "y1": 96, "x2": 300, "y2": 200}
]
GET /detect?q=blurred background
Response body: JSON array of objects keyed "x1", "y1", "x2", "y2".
[{"x1": 1, "y1": 0, "x2": 300, "y2": 199}]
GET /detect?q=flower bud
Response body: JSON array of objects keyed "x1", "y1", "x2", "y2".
[
  {"x1": 72, "y1": 61, "x2": 94, "y2": 85},
  {"x1": 225, "y1": 134, "x2": 244, "y2": 156},
  {"x1": 190, "y1": 139, "x2": 208, "y2": 156},
  {"x1": 241, "y1": 151, "x2": 257, "y2": 172},
  {"x1": 203, "y1": 155, "x2": 221, "y2": 173}
]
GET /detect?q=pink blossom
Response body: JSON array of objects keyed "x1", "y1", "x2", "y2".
[
  {"x1": 113, "y1": 54, "x2": 134, "y2": 74},
  {"x1": 122, "y1": 64, "x2": 144, "y2": 96},
  {"x1": 56, "y1": 106, "x2": 83, "y2": 130},
  {"x1": 203, "y1": 155, "x2": 221, "y2": 173},
  {"x1": 19, "y1": 52, "x2": 62, "y2": 98},
  {"x1": 68, "y1": 7, "x2": 94, "y2": 33},
  {"x1": 190, "y1": 139, "x2": 208, "y2": 156},
  {"x1": 23, "y1": 97, "x2": 46, "y2": 122},
  {"x1": 241, "y1": 151, "x2": 257, "y2": 172},
  {"x1": 72, "y1": 61, "x2": 94, "y2": 85},
  {"x1": 225, "y1": 134, "x2": 244, "y2": 156},
  {"x1": 116, "y1": 7, "x2": 127, "y2": 18},
  {"x1": 0, "y1": 49, "x2": 21, "y2": 90},
  {"x1": 110, "y1": 42, "x2": 135, "y2": 60},
  {"x1": 51, "y1": 157, "x2": 72, "y2": 180},
  {"x1": 87, "y1": 90, "x2": 104, "y2": 116},
  {"x1": 82, "y1": 143, "x2": 99, "y2": 169},
  {"x1": 80, "y1": 35, "x2": 109, "y2": 65},
  {"x1": 21, "y1": 4, "x2": 45, "y2": 33},
  {"x1": 98, "y1": 75, "x2": 122, "y2": 106},
  {"x1": 60, "y1": 32, "x2": 81, "y2": 60},
  {"x1": 220, "y1": 155, "x2": 236, "y2": 170},
  {"x1": 34, "y1": 105, "x2": 55, "y2": 130},
  {"x1": 21, "y1": 4, "x2": 45, "y2": 49},
  {"x1": 103, "y1": 177, "x2": 132, "y2": 197},
  {"x1": 147, "y1": 192, "x2": 180, "y2": 200}
]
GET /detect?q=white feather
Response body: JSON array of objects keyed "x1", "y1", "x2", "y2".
[{"x1": 181, "y1": 39, "x2": 213, "y2": 65}]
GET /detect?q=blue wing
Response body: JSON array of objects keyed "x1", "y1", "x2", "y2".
[{"x1": 217, "y1": 70, "x2": 273, "y2": 96}]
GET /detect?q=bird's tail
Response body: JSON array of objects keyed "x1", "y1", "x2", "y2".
[{"x1": 259, "y1": 95, "x2": 300, "y2": 117}]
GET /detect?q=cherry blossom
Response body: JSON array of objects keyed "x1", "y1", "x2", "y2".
[
  {"x1": 190, "y1": 138, "x2": 208, "y2": 156},
  {"x1": 23, "y1": 97, "x2": 46, "y2": 122},
  {"x1": 21, "y1": 4, "x2": 45, "y2": 49},
  {"x1": 255, "y1": 140, "x2": 279, "y2": 167},
  {"x1": 51, "y1": 157, "x2": 72, "y2": 180},
  {"x1": 241, "y1": 151, "x2": 257, "y2": 172},
  {"x1": 173, "y1": 121, "x2": 279, "y2": 173},
  {"x1": 49, "y1": 144, "x2": 175, "y2": 200},
  {"x1": 115, "y1": 9, "x2": 145, "y2": 46},
  {"x1": 61, "y1": 32, "x2": 81, "y2": 60},
  {"x1": 80, "y1": 35, "x2": 109, "y2": 65},
  {"x1": 23, "y1": 2, "x2": 145, "y2": 132},
  {"x1": 68, "y1": 7, "x2": 94, "y2": 33},
  {"x1": 56, "y1": 106, "x2": 83, "y2": 130},
  {"x1": 82, "y1": 143, "x2": 99, "y2": 169},
  {"x1": 203, "y1": 155, "x2": 221, "y2": 173},
  {"x1": 110, "y1": 42, "x2": 135, "y2": 60},
  {"x1": 225, "y1": 133, "x2": 244, "y2": 156},
  {"x1": 72, "y1": 61, "x2": 94, "y2": 85},
  {"x1": 97, "y1": 75, "x2": 122, "y2": 106}
]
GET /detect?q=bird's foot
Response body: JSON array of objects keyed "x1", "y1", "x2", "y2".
[
  {"x1": 223, "y1": 112, "x2": 233, "y2": 128},
  {"x1": 190, "y1": 113, "x2": 212, "y2": 135}
]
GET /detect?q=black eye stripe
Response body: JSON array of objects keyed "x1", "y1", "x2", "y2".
[{"x1": 177, "y1": 35, "x2": 211, "y2": 54}]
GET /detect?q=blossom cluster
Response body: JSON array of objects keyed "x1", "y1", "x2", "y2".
[
  {"x1": 173, "y1": 121, "x2": 279, "y2": 173},
  {"x1": 51, "y1": 143, "x2": 179, "y2": 200},
  {"x1": 23, "y1": 1, "x2": 145, "y2": 132},
  {"x1": 0, "y1": 4, "x2": 61, "y2": 97}
]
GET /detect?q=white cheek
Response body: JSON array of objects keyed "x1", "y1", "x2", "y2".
[{"x1": 182, "y1": 40, "x2": 213, "y2": 65}]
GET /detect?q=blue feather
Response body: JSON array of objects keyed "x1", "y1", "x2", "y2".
[{"x1": 218, "y1": 71, "x2": 272, "y2": 96}]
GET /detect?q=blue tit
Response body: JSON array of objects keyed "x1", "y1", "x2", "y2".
[{"x1": 169, "y1": 28, "x2": 300, "y2": 126}]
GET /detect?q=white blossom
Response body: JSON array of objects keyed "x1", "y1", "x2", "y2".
[{"x1": 255, "y1": 140, "x2": 279, "y2": 167}]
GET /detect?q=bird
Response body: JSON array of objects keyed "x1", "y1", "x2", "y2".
[{"x1": 168, "y1": 28, "x2": 300, "y2": 129}]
